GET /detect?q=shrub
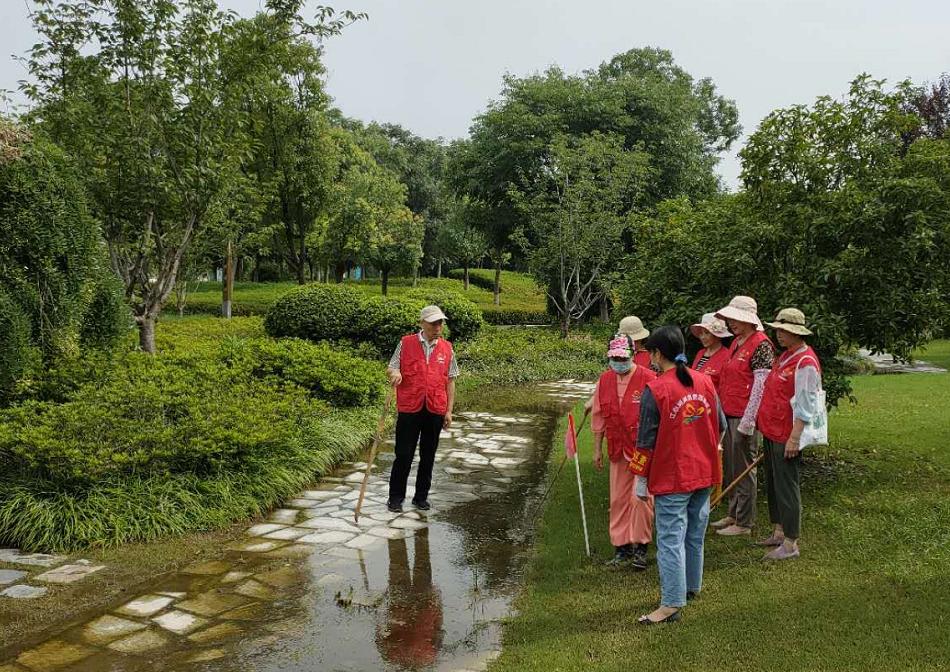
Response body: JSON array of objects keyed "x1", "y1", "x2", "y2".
[
  {"x1": 0, "y1": 290, "x2": 35, "y2": 405},
  {"x1": 483, "y1": 308, "x2": 552, "y2": 325},
  {"x1": 357, "y1": 295, "x2": 419, "y2": 353},
  {"x1": 404, "y1": 288, "x2": 484, "y2": 341},
  {"x1": 80, "y1": 273, "x2": 131, "y2": 350},
  {"x1": 263, "y1": 283, "x2": 365, "y2": 341}
]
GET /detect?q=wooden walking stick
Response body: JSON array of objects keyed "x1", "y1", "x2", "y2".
[
  {"x1": 354, "y1": 386, "x2": 395, "y2": 523},
  {"x1": 710, "y1": 452, "x2": 765, "y2": 509}
]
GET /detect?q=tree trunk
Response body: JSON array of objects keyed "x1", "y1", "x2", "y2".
[
  {"x1": 437, "y1": 259, "x2": 442, "y2": 278},
  {"x1": 296, "y1": 258, "x2": 306, "y2": 285},
  {"x1": 493, "y1": 261, "x2": 502, "y2": 306},
  {"x1": 560, "y1": 313, "x2": 570, "y2": 339},
  {"x1": 334, "y1": 262, "x2": 345, "y2": 283},
  {"x1": 464, "y1": 265, "x2": 470, "y2": 291},
  {"x1": 599, "y1": 296, "x2": 609, "y2": 322},
  {"x1": 381, "y1": 269, "x2": 390, "y2": 296},
  {"x1": 138, "y1": 315, "x2": 157, "y2": 354},
  {"x1": 222, "y1": 241, "x2": 234, "y2": 319}
]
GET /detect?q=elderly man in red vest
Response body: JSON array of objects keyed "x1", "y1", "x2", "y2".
[{"x1": 386, "y1": 304, "x2": 459, "y2": 513}]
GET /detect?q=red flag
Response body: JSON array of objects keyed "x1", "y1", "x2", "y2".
[{"x1": 564, "y1": 412, "x2": 577, "y2": 458}]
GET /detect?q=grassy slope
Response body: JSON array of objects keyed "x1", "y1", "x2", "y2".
[
  {"x1": 913, "y1": 339, "x2": 950, "y2": 370},
  {"x1": 494, "y1": 370, "x2": 950, "y2": 672},
  {"x1": 182, "y1": 273, "x2": 548, "y2": 318}
]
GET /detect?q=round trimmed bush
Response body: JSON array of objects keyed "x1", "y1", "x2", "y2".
[
  {"x1": 404, "y1": 288, "x2": 484, "y2": 341},
  {"x1": 264, "y1": 283, "x2": 365, "y2": 341},
  {"x1": 358, "y1": 296, "x2": 418, "y2": 353}
]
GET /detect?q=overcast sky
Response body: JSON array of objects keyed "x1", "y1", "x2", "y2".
[{"x1": 3, "y1": 0, "x2": 949, "y2": 188}]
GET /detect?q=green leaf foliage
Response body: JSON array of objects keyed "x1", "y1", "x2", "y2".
[{"x1": 0, "y1": 290, "x2": 36, "y2": 405}]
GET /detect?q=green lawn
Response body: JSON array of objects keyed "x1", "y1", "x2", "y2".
[
  {"x1": 494, "y1": 370, "x2": 950, "y2": 671},
  {"x1": 914, "y1": 339, "x2": 950, "y2": 370}
]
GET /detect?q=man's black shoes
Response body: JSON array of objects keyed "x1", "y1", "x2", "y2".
[
  {"x1": 412, "y1": 499, "x2": 431, "y2": 511},
  {"x1": 387, "y1": 501, "x2": 403, "y2": 513}
]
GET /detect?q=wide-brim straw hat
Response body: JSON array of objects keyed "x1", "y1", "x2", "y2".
[
  {"x1": 765, "y1": 308, "x2": 813, "y2": 336},
  {"x1": 715, "y1": 295, "x2": 764, "y2": 331},
  {"x1": 617, "y1": 315, "x2": 650, "y2": 342},
  {"x1": 690, "y1": 313, "x2": 732, "y2": 339}
]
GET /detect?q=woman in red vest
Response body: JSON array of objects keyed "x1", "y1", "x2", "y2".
[
  {"x1": 630, "y1": 326, "x2": 724, "y2": 625},
  {"x1": 618, "y1": 315, "x2": 652, "y2": 370},
  {"x1": 757, "y1": 309, "x2": 822, "y2": 560},
  {"x1": 591, "y1": 336, "x2": 657, "y2": 569},
  {"x1": 690, "y1": 313, "x2": 732, "y2": 390},
  {"x1": 712, "y1": 296, "x2": 774, "y2": 536}
]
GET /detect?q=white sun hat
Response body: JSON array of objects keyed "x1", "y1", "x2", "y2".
[
  {"x1": 690, "y1": 313, "x2": 732, "y2": 339},
  {"x1": 715, "y1": 296, "x2": 764, "y2": 332}
]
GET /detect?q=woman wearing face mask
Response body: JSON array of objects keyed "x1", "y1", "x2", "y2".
[
  {"x1": 591, "y1": 336, "x2": 657, "y2": 569},
  {"x1": 690, "y1": 313, "x2": 732, "y2": 390},
  {"x1": 631, "y1": 326, "x2": 725, "y2": 625}
]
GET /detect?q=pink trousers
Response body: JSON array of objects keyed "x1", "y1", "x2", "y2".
[{"x1": 609, "y1": 460, "x2": 654, "y2": 546}]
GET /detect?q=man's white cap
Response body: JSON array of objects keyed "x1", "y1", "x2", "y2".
[{"x1": 420, "y1": 305, "x2": 448, "y2": 323}]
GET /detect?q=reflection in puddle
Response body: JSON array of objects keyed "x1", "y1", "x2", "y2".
[{"x1": 2, "y1": 382, "x2": 594, "y2": 672}]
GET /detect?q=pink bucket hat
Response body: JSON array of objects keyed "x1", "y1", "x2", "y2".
[{"x1": 606, "y1": 336, "x2": 632, "y2": 359}]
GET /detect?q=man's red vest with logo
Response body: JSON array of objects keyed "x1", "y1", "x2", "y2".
[
  {"x1": 396, "y1": 334, "x2": 453, "y2": 415},
  {"x1": 691, "y1": 345, "x2": 731, "y2": 391},
  {"x1": 719, "y1": 331, "x2": 772, "y2": 417},
  {"x1": 598, "y1": 366, "x2": 656, "y2": 462},
  {"x1": 757, "y1": 346, "x2": 821, "y2": 444},
  {"x1": 643, "y1": 370, "x2": 722, "y2": 496}
]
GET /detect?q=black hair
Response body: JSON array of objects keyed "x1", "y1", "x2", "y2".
[{"x1": 645, "y1": 325, "x2": 694, "y2": 387}]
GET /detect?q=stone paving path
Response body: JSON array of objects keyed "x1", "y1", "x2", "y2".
[
  {"x1": 0, "y1": 551, "x2": 105, "y2": 601},
  {"x1": 1, "y1": 380, "x2": 595, "y2": 672},
  {"x1": 859, "y1": 349, "x2": 947, "y2": 374}
]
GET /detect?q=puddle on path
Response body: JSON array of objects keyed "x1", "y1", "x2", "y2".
[{"x1": 2, "y1": 381, "x2": 594, "y2": 672}]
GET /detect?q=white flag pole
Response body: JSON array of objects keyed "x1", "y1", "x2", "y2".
[{"x1": 573, "y1": 451, "x2": 591, "y2": 557}]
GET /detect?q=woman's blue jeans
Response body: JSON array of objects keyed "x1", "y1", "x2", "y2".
[{"x1": 653, "y1": 487, "x2": 711, "y2": 607}]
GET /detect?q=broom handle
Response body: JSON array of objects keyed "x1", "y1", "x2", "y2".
[
  {"x1": 354, "y1": 387, "x2": 395, "y2": 522},
  {"x1": 710, "y1": 451, "x2": 764, "y2": 509}
]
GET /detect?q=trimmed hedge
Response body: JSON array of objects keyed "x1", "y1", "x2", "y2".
[
  {"x1": 0, "y1": 290, "x2": 34, "y2": 405},
  {"x1": 483, "y1": 308, "x2": 553, "y2": 325},
  {"x1": 265, "y1": 283, "x2": 484, "y2": 353}
]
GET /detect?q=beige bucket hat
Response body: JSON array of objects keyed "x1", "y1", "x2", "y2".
[
  {"x1": 420, "y1": 305, "x2": 448, "y2": 323},
  {"x1": 715, "y1": 296, "x2": 764, "y2": 331},
  {"x1": 617, "y1": 315, "x2": 650, "y2": 342},
  {"x1": 690, "y1": 313, "x2": 732, "y2": 339},
  {"x1": 765, "y1": 308, "x2": 813, "y2": 336}
]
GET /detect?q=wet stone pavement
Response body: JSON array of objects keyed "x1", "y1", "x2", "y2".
[{"x1": 1, "y1": 381, "x2": 595, "y2": 672}]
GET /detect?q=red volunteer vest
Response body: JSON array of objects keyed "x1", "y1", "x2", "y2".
[
  {"x1": 757, "y1": 346, "x2": 822, "y2": 444},
  {"x1": 691, "y1": 345, "x2": 731, "y2": 391},
  {"x1": 719, "y1": 331, "x2": 772, "y2": 417},
  {"x1": 633, "y1": 350, "x2": 652, "y2": 370},
  {"x1": 395, "y1": 334, "x2": 453, "y2": 415},
  {"x1": 598, "y1": 366, "x2": 656, "y2": 462},
  {"x1": 644, "y1": 370, "x2": 722, "y2": 496}
]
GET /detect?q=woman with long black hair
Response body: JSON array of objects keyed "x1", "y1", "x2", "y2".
[{"x1": 630, "y1": 326, "x2": 725, "y2": 625}]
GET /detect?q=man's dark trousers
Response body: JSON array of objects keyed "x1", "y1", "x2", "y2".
[{"x1": 389, "y1": 408, "x2": 444, "y2": 505}]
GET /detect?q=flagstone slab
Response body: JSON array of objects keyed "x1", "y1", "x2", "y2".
[
  {"x1": 255, "y1": 566, "x2": 305, "y2": 588},
  {"x1": 315, "y1": 572, "x2": 345, "y2": 587},
  {"x1": 116, "y1": 594, "x2": 175, "y2": 618},
  {"x1": 297, "y1": 490, "x2": 342, "y2": 500},
  {"x1": 284, "y1": 498, "x2": 322, "y2": 508},
  {"x1": 1, "y1": 584, "x2": 48, "y2": 599},
  {"x1": 34, "y1": 563, "x2": 105, "y2": 584},
  {"x1": 220, "y1": 602, "x2": 265, "y2": 621},
  {"x1": 220, "y1": 570, "x2": 252, "y2": 584},
  {"x1": 226, "y1": 540, "x2": 286, "y2": 553},
  {"x1": 322, "y1": 546, "x2": 364, "y2": 560},
  {"x1": 82, "y1": 615, "x2": 147, "y2": 645},
  {"x1": 107, "y1": 629, "x2": 170, "y2": 653},
  {"x1": 0, "y1": 549, "x2": 66, "y2": 568},
  {"x1": 264, "y1": 544, "x2": 315, "y2": 559},
  {"x1": 152, "y1": 610, "x2": 208, "y2": 635},
  {"x1": 368, "y1": 510, "x2": 401, "y2": 522},
  {"x1": 17, "y1": 640, "x2": 95, "y2": 671},
  {"x1": 187, "y1": 622, "x2": 243, "y2": 644},
  {"x1": 0, "y1": 569, "x2": 27, "y2": 586},
  {"x1": 176, "y1": 591, "x2": 250, "y2": 617},
  {"x1": 246, "y1": 523, "x2": 287, "y2": 537},
  {"x1": 186, "y1": 649, "x2": 227, "y2": 663},
  {"x1": 298, "y1": 530, "x2": 356, "y2": 545},
  {"x1": 297, "y1": 517, "x2": 360, "y2": 533},
  {"x1": 345, "y1": 534, "x2": 384, "y2": 550},
  {"x1": 267, "y1": 508, "x2": 301, "y2": 524},
  {"x1": 263, "y1": 527, "x2": 311, "y2": 541},
  {"x1": 158, "y1": 591, "x2": 187, "y2": 598},
  {"x1": 233, "y1": 579, "x2": 275, "y2": 600},
  {"x1": 182, "y1": 560, "x2": 232, "y2": 575},
  {"x1": 367, "y1": 526, "x2": 406, "y2": 540},
  {"x1": 389, "y1": 517, "x2": 428, "y2": 530}
]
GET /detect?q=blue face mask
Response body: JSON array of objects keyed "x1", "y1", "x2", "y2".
[{"x1": 609, "y1": 360, "x2": 632, "y2": 374}]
